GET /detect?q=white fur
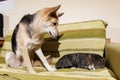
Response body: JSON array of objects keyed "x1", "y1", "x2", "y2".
[
  {"x1": 5, "y1": 52, "x2": 21, "y2": 68},
  {"x1": 88, "y1": 64, "x2": 95, "y2": 70},
  {"x1": 24, "y1": 38, "x2": 40, "y2": 49},
  {"x1": 46, "y1": 26, "x2": 58, "y2": 38},
  {"x1": 35, "y1": 48, "x2": 56, "y2": 72}
]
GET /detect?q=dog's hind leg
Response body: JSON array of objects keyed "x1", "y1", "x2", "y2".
[{"x1": 35, "y1": 48, "x2": 56, "y2": 72}]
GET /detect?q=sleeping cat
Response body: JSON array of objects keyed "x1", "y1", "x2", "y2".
[{"x1": 55, "y1": 53, "x2": 106, "y2": 70}]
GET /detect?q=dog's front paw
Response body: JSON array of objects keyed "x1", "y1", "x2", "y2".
[{"x1": 47, "y1": 67, "x2": 57, "y2": 72}]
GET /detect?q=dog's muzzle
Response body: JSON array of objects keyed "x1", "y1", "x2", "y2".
[{"x1": 49, "y1": 31, "x2": 59, "y2": 39}]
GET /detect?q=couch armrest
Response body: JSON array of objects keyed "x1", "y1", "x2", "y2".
[{"x1": 105, "y1": 43, "x2": 120, "y2": 79}]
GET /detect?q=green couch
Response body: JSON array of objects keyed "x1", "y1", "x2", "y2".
[
  {"x1": 0, "y1": 20, "x2": 118, "y2": 80},
  {"x1": 105, "y1": 43, "x2": 120, "y2": 80}
]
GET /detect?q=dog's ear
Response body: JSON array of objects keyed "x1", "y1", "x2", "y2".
[
  {"x1": 51, "y1": 5, "x2": 61, "y2": 13},
  {"x1": 48, "y1": 5, "x2": 61, "y2": 17},
  {"x1": 58, "y1": 13, "x2": 64, "y2": 17}
]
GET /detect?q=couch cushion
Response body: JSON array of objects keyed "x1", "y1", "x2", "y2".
[
  {"x1": 0, "y1": 64, "x2": 117, "y2": 80},
  {"x1": 42, "y1": 20, "x2": 107, "y2": 63},
  {"x1": 0, "y1": 30, "x2": 13, "y2": 58},
  {"x1": 0, "y1": 20, "x2": 107, "y2": 64}
]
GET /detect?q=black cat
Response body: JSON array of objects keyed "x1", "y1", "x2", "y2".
[{"x1": 55, "y1": 53, "x2": 106, "y2": 70}]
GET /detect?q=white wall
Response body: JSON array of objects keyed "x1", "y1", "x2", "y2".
[
  {"x1": 1, "y1": 0, "x2": 120, "y2": 43},
  {"x1": 0, "y1": 0, "x2": 13, "y2": 11}
]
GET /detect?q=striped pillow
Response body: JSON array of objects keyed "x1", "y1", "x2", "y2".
[
  {"x1": 0, "y1": 31, "x2": 13, "y2": 57},
  {"x1": 42, "y1": 20, "x2": 107, "y2": 62},
  {"x1": 0, "y1": 20, "x2": 107, "y2": 64}
]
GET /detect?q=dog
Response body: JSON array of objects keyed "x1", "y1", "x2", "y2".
[
  {"x1": 55, "y1": 53, "x2": 106, "y2": 70},
  {"x1": 5, "y1": 5, "x2": 64, "y2": 74}
]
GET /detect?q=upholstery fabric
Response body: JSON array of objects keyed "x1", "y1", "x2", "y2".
[
  {"x1": 105, "y1": 43, "x2": 120, "y2": 80},
  {"x1": 0, "y1": 20, "x2": 117, "y2": 80},
  {"x1": 0, "y1": 20, "x2": 107, "y2": 64}
]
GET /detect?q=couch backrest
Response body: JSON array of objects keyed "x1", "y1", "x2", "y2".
[
  {"x1": 0, "y1": 20, "x2": 107, "y2": 64},
  {"x1": 42, "y1": 20, "x2": 107, "y2": 64}
]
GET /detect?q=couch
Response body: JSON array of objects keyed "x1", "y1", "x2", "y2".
[
  {"x1": 0, "y1": 20, "x2": 119, "y2": 80},
  {"x1": 105, "y1": 43, "x2": 120, "y2": 80}
]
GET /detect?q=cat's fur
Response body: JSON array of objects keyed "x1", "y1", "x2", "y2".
[{"x1": 56, "y1": 53, "x2": 106, "y2": 70}]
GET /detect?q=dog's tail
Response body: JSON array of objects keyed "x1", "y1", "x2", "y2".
[{"x1": 5, "y1": 51, "x2": 21, "y2": 68}]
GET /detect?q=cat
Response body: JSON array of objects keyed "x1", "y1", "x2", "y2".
[{"x1": 55, "y1": 53, "x2": 106, "y2": 70}]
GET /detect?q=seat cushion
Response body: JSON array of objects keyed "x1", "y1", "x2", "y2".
[{"x1": 0, "y1": 64, "x2": 117, "y2": 80}]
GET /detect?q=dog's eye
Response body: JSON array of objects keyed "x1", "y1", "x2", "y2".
[{"x1": 53, "y1": 23, "x2": 57, "y2": 26}]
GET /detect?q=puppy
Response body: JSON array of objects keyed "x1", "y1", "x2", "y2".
[
  {"x1": 5, "y1": 5, "x2": 64, "y2": 74},
  {"x1": 56, "y1": 53, "x2": 106, "y2": 70}
]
